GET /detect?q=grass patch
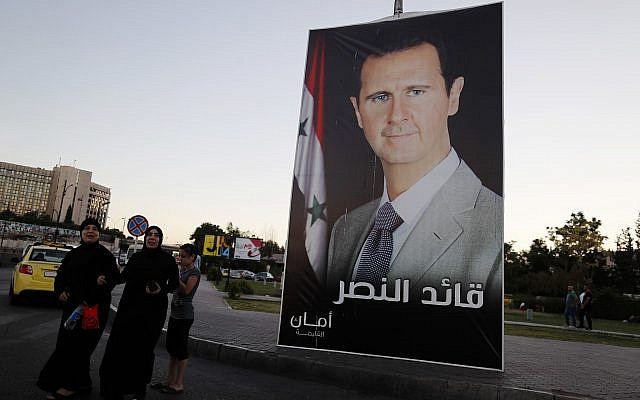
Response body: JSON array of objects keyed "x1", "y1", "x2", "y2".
[
  {"x1": 505, "y1": 324, "x2": 640, "y2": 348},
  {"x1": 505, "y1": 309, "x2": 640, "y2": 335},
  {"x1": 226, "y1": 298, "x2": 281, "y2": 314},
  {"x1": 214, "y1": 279, "x2": 282, "y2": 297}
]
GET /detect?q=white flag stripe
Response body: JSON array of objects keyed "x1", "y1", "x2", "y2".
[{"x1": 293, "y1": 84, "x2": 327, "y2": 283}]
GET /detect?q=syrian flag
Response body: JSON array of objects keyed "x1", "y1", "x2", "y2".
[{"x1": 293, "y1": 33, "x2": 328, "y2": 285}]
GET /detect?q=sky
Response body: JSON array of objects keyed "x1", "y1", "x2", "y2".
[{"x1": 1, "y1": 0, "x2": 639, "y2": 250}]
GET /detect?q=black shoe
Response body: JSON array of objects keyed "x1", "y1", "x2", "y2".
[{"x1": 132, "y1": 390, "x2": 146, "y2": 399}]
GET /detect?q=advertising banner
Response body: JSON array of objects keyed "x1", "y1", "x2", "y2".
[
  {"x1": 233, "y1": 237, "x2": 263, "y2": 261},
  {"x1": 203, "y1": 235, "x2": 230, "y2": 258},
  {"x1": 278, "y1": 4, "x2": 504, "y2": 370}
]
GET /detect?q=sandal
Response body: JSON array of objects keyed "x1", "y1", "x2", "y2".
[
  {"x1": 161, "y1": 386, "x2": 184, "y2": 394},
  {"x1": 150, "y1": 383, "x2": 168, "y2": 390}
]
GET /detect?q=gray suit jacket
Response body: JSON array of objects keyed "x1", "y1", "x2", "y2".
[{"x1": 326, "y1": 160, "x2": 503, "y2": 302}]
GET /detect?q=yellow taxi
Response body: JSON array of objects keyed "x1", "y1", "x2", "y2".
[{"x1": 9, "y1": 242, "x2": 73, "y2": 304}]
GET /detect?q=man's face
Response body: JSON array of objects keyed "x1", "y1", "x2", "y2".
[{"x1": 350, "y1": 43, "x2": 464, "y2": 172}]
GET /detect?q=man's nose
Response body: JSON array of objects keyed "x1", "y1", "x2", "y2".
[{"x1": 388, "y1": 96, "x2": 408, "y2": 124}]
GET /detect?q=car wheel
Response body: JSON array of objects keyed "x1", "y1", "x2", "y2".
[{"x1": 8, "y1": 280, "x2": 20, "y2": 306}]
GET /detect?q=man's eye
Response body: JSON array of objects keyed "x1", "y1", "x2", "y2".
[
  {"x1": 408, "y1": 89, "x2": 425, "y2": 96},
  {"x1": 371, "y1": 93, "x2": 389, "y2": 103}
]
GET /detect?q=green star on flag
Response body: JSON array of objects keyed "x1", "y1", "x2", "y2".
[{"x1": 306, "y1": 195, "x2": 326, "y2": 226}]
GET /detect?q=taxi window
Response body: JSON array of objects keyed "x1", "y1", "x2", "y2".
[{"x1": 29, "y1": 248, "x2": 69, "y2": 263}]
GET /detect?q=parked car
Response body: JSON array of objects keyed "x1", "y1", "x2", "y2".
[
  {"x1": 229, "y1": 269, "x2": 243, "y2": 279},
  {"x1": 254, "y1": 272, "x2": 274, "y2": 282},
  {"x1": 241, "y1": 270, "x2": 255, "y2": 280},
  {"x1": 9, "y1": 242, "x2": 73, "y2": 304}
]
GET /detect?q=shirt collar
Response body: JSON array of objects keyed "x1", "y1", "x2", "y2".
[{"x1": 381, "y1": 148, "x2": 460, "y2": 224}]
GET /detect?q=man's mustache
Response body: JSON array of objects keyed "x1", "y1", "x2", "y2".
[{"x1": 381, "y1": 123, "x2": 417, "y2": 137}]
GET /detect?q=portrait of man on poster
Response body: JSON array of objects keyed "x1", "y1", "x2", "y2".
[
  {"x1": 323, "y1": 19, "x2": 503, "y2": 369},
  {"x1": 278, "y1": 4, "x2": 503, "y2": 370}
]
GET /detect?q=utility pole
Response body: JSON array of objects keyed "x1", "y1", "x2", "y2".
[
  {"x1": 394, "y1": 0, "x2": 403, "y2": 16},
  {"x1": 54, "y1": 179, "x2": 74, "y2": 242}
]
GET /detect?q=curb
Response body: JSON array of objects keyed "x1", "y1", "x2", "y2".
[
  {"x1": 108, "y1": 306, "x2": 593, "y2": 399},
  {"x1": 178, "y1": 333, "x2": 590, "y2": 400}
]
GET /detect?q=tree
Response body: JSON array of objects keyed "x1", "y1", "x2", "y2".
[
  {"x1": 615, "y1": 226, "x2": 640, "y2": 293},
  {"x1": 547, "y1": 212, "x2": 606, "y2": 276},
  {"x1": 524, "y1": 238, "x2": 555, "y2": 273},
  {"x1": 0, "y1": 208, "x2": 17, "y2": 221},
  {"x1": 189, "y1": 223, "x2": 224, "y2": 253},
  {"x1": 504, "y1": 241, "x2": 527, "y2": 294},
  {"x1": 225, "y1": 222, "x2": 251, "y2": 239},
  {"x1": 635, "y1": 211, "x2": 640, "y2": 250},
  {"x1": 260, "y1": 239, "x2": 284, "y2": 258}
]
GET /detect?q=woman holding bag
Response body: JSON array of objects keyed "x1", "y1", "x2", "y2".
[
  {"x1": 37, "y1": 218, "x2": 119, "y2": 399},
  {"x1": 99, "y1": 225, "x2": 179, "y2": 400}
]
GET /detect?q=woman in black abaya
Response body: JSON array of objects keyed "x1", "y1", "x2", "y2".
[
  {"x1": 99, "y1": 226, "x2": 179, "y2": 400},
  {"x1": 37, "y1": 218, "x2": 119, "y2": 399}
]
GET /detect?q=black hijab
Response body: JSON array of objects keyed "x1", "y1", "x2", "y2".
[
  {"x1": 142, "y1": 225, "x2": 163, "y2": 251},
  {"x1": 79, "y1": 217, "x2": 101, "y2": 245}
]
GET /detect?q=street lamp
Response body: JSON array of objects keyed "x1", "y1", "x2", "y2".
[
  {"x1": 56, "y1": 179, "x2": 75, "y2": 225},
  {"x1": 53, "y1": 179, "x2": 74, "y2": 243}
]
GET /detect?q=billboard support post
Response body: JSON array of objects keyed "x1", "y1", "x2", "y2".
[{"x1": 393, "y1": 0, "x2": 402, "y2": 16}]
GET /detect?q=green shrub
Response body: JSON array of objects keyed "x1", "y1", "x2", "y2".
[
  {"x1": 227, "y1": 280, "x2": 254, "y2": 299},
  {"x1": 591, "y1": 287, "x2": 640, "y2": 320}
]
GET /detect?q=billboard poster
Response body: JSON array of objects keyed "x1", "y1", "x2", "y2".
[
  {"x1": 234, "y1": 237, "x2": 263, "y2": 261},
  {"x1": 203, "y1": 235, "x2": 230, "y2": 258},
  {"x1": 278, "y1": 3, "x2": 503, "y2": 370}
]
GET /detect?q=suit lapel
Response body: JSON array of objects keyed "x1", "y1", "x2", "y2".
[{"x1": 388, "y1": 161, "x2": 482, "y2": 283}]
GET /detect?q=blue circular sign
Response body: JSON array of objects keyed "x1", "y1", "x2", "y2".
[{"x1": 127, "y1": 215, "x2": 149, "y2": 237}]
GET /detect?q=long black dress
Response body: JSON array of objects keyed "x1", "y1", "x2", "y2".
[
  {"x1": 37, "y1": 242, "x2": 119, "y2": 393},
  {"x1": 99, "y1": 247, "x2": 179, "y2": 398}
]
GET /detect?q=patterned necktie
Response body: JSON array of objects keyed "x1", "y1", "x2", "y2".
[{"x1": 355, "y1": 202, "x2": 404, "y2": 286}]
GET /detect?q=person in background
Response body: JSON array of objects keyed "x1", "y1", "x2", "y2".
[
  {"x1": 151, "y1": 243, "x2": 201, "y2": 394},
  {"x1": 99, "y1": 226, "x2": 179, "y2": 400},
  {"x1": 564, "y1": 284, "x2": 578, "y2": 328},
  {"x1": 37, "y1": 218, "x2": 119, "y2": 400},
  {"x1": 577, "y1": 284, "x2": 593, "y2": 330}
]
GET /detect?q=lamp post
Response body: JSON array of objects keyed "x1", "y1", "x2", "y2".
[
  {"x1": 54, "y1": 180, "x2": 74, "y2": 242},
  {"x1": 56, "y1": 179, "x2": 75, "y2": 225}
]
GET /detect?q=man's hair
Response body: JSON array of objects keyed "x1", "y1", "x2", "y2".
[{"x1": 352, "y1": 28, "x2": 457, "y2": 97}]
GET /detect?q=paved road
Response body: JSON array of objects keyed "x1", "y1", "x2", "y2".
[{"x1": 3, "y1": 265, "x2": 639, "y2": 399}]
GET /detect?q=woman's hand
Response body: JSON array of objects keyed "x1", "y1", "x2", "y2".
[
  {"x1": 145, "y1": 286, "x2": 161, "y2": 295},
  {"x1": 97, "y1": 275, "x2": 107, "y2": 286},
  {"x1": 58, "y1": 291, "x2": 70, "y2": 302},
  {"x1": 145, "y1": 281, "x2": 161, "y2": 295}
]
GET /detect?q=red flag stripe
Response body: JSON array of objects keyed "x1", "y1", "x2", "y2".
[{"x1": 305, "y1": 33, "x2": 325, "y2": 147}]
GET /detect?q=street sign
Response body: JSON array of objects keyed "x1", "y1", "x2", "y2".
[{"x1": 127, "y1": 215, "x2": 149, "y2": 237}]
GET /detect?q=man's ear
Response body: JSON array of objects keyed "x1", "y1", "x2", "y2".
[
  {"x1": 447, "y1": 77, "x2": 464, "y2": 116},
  {"x1": 350, "y1": 96, "x2": 363, "y2": 128}
]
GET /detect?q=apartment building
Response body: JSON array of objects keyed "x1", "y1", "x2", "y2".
[{"x1": 1, "y1": 162, "x2": 111, "y2": 227}]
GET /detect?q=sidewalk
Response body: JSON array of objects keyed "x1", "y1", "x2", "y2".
[{"x1": 110, "y1": 279, "x2": 640, "y2": 400}]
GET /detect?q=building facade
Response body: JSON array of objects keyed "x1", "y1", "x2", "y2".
[
  {"x1": 1, "y1": 162, "x2": 111, "y2": 227},
  {"x1": 0, "y1": 162, "x2": 52, "y2": 216}
]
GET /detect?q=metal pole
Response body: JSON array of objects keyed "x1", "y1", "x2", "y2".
[
  {"x1": 394, "y1": 0, "x2": 403, "y2": 16},
  {"x1": 57, "y1": 179, "x2": 68, "y2": 225},
  {"x1": 0, "y1": 220, "x2": 5, "y2": 249}
]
